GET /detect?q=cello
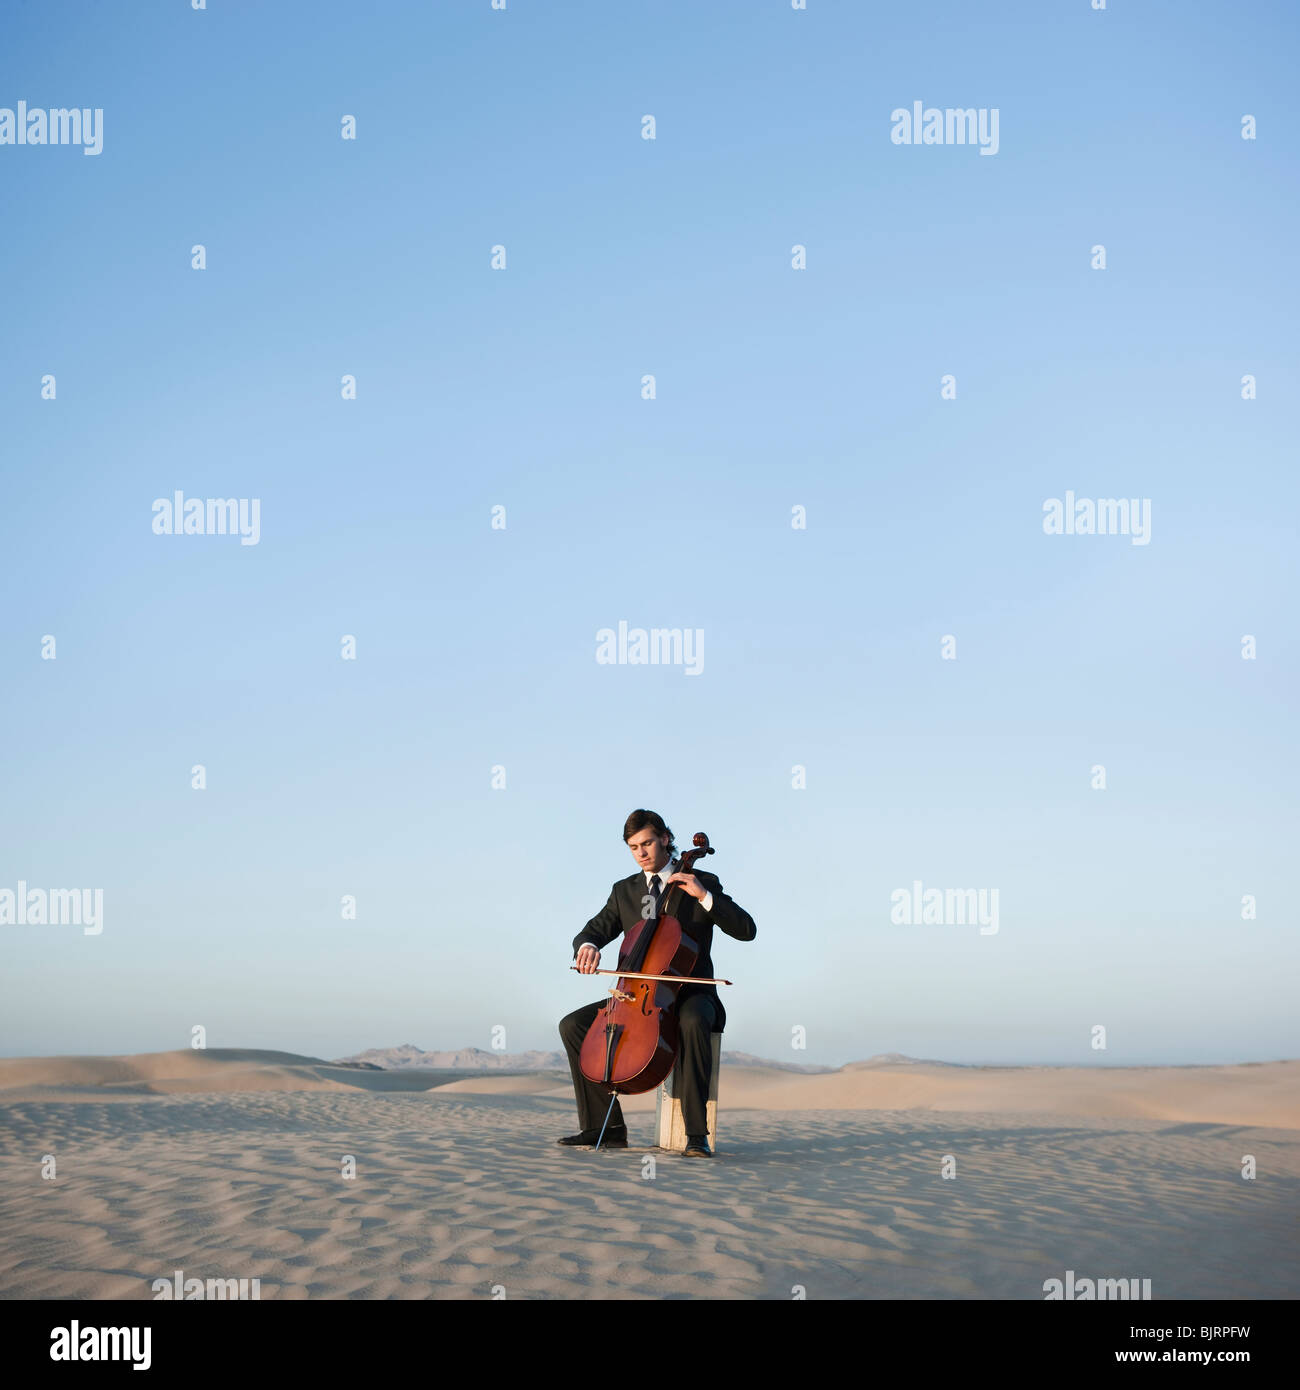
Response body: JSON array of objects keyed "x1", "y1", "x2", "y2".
[{"x1": 574, "y1": 831, "x2": 732, "y2": 1145}]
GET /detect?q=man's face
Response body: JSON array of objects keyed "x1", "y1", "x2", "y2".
[{"x1": 626, "y1": 828, "x2": 670, "y2": 873}]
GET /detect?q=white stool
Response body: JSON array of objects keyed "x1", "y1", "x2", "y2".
[{"x1": 655, "y1": 1032, "x2": 721, "y2": 1152}]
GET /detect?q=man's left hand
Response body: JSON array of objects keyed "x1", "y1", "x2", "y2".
[{"x1": 666, "y1": 872, "x2": 706, "y2": 902}]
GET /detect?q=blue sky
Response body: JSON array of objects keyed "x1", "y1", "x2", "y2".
[{"x1": 2, "y1": 1, "x2": 1297, "y2": 1067}]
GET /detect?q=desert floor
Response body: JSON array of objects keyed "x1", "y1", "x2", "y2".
[{"x1": 0, "y1": 1050, "x2": 1295, "y2": 1299}]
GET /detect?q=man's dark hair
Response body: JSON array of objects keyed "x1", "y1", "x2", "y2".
[{"x1": 623, "y1": 808, "x2": 675, "y2": 858}]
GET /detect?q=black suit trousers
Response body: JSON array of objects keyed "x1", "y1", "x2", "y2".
[{"x1": 558, "y1": 993, "x2": 719, "y2": 1137}]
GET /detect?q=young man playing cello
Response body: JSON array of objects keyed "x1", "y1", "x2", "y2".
[{"x1": 557, "y1": 809, "x2": 757, "y2": 1157}]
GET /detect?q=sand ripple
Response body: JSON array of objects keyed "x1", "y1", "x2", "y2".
[{"x1": 1, "y1": 1090, "x2": 1296, "y2": 1299}]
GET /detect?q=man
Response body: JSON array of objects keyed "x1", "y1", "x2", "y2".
[{"x1": 557, "y1": 809, "x2": 757, "y2": 1157}]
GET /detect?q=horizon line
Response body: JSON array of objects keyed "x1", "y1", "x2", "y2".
[{"x1": 1, "y1": 1043, "x2": 1295, "y2": 1072}]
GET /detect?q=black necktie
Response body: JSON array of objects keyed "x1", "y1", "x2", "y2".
[{"x1": 648, "y1": 874, "x2": 661, "y2": 916}]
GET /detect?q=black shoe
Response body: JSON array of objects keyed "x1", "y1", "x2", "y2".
[
  {"x1": 683, "y1": 1134, "x2": 712, "y2": 1157},
  {"x1": 557, "y1": 1126, "x2": 627, "y2": 1148}
]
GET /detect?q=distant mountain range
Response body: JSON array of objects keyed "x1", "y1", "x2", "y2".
[
  {"x1": 333, "y1": 1043, "x2": 853, "y2": 1074},
  {"x1": 335, "y1": 1045, "x2": 563, "y2": 1072}
]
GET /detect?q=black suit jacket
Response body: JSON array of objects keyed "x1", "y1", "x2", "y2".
[{"x1": 572, "y1": 868, "x2": 756, "y2": 1031}]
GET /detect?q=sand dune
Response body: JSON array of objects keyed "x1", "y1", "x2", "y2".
[
  {"x1": 713, "y1": 1060, "x2": 1300, "y2": 1129},
  {"x1": 1, "y1": 1082, "x2": 1295, "y2": 1299},
  {"x1": 0, "y1": 1050, "x2": 469, "y2": 1098},
  {"x1": 430, "y1": 1074, "x2": 571, "y2": 1096},
  {"x1": 1, "y1": 1050, "x2": 1294, "y2": 1129},
  {"x1": 1, "y1": 1048, "x2": 1296, "y2": 1299}
]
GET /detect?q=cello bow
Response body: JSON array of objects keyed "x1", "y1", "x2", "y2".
[{"x1": 570, "y1": 966, "x2": 733, "y2": 985}]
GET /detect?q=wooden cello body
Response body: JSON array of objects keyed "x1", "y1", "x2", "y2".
[{"x1": 577, "y1": 832, "x2": 716, "y2": 1096}]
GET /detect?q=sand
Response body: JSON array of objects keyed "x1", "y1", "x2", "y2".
[{"x1": 0, "y1": 1049, "x2": 1296, "y2": 1299}]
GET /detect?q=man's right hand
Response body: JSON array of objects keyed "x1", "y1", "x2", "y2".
[{"x1": 575, "y1": 944, "x2": 600, "y2": 975}]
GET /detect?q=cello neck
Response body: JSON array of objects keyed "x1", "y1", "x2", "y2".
[
  {"x1": 657, "y1": 856, "x2": 683, "y2": 921},
  {"x1": 623, "y1": 831, "x2": 714, "y2": 965},
  {"x1": 658, "y1": 834, "x2": 712, "y2": 919}
]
